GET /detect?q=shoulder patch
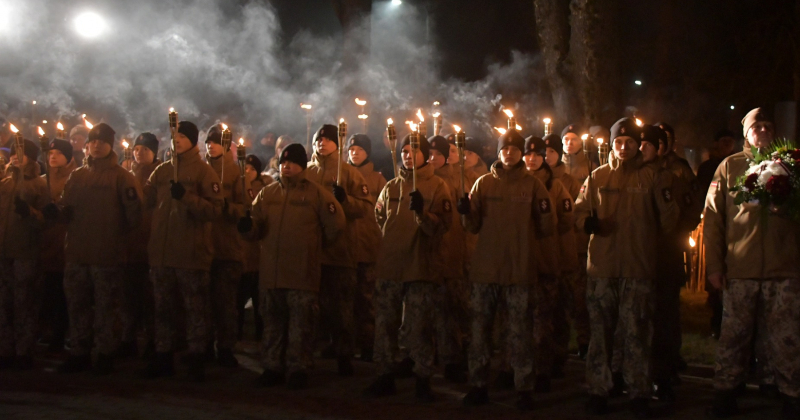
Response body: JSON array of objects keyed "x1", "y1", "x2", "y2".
[
  {"x1": 126, "y1": 187, "x2": 137, "y2": 201},
  {"x1": 662, "y1": 187, "x2": 673, "y2": 202},
  {"x1": 580, "y1": 185, "x2": 586, "y2": 194},
  {"x1": 539, "y1": 198, "x2": 551, "y2": 213},
  {"x1": 361, "y1": 184, "x2": 369, "y2": 196},
  {"x1": 376, "y1": 201, "x2": 383, "y2": 212},
  {"x1": 443, "y1": 199, "x2": 451, "y2": 212},
  {"x1": 211, "y1": 182, "x2": 220, "y2": 194},
  {"x1": 328, "y1": 202, "x2": 336, "y2": 214},
  {"x1": 710, "y1": 181, "x2": 718, "y2": 189},
  {"x1": 562, "y1": 198, "x2": 572, "y2": 212}
]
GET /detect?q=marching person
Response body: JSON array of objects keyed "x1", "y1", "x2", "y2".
[
  {"x1": 52, "y1": 123, "x2": 143, "y2": 375},
  {"x1": 464, "y1": 137, "x2": 489, "y2": 177},
  {"x1": 364, "y1": 133, "x2": 452, "y2": 402},
  {"x1": 562, "y1": 124, "x2": 596, "y2": 183},
  {"x1": 346, "y1": 134, "x2": 386, "y2": 362},
  {"x1": 238, "y1": 143, "x2": 345, "y2": 389},
  {"x1": 576, "y1": 118, "x2": 679, "y2": 418},
  {"x1": 306, "y1": 124, "x2": 373, "y2": 376},
  {"x1": 459, "y1": 130, "x2": 555, "y2": 411},
  {"x1": 704, "y1": 108, "x2": 800, "y2": 419},
  {"x1": 0, "y1": 139, "x2": 50, "y2": 369},
  {"x1": 69, "y1": 124, "x2": 89, "y2": 167},
  {"x1": 142, "y1": 121, "x2": 223, "y2": 381}
]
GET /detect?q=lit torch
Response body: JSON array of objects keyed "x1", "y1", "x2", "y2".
[
  {"x1": 56, "y1": 122, "x2": 66, "y2": 140},
  {"x1": 301, "y1": 103, "x2": 313, "y2": 153},
  {"x1": 503, "y1": 109, "x2": 517, "y2": 131},
  {"x1": 409, "y1": 123, "x2": 420, "y2": 191},
  {"x1": 494, "y1": 127, "x2": 507, "y2": 135},
  {"x1": 358, "y1": 113, "x2": 368, "y2": 134},
  {"x1": 9, "y1": 124, "x2": 24, "y2": 187},
  {"x1": 386, "y1": 118, "x2": 398, "y2": 178},
  {"x1": 597, "y1": 137, "x2": 608, "y2": 165},
  {"x1": 39, "y1": 126, "x2": 51, "y2": 189},
  {"x1": 543, "y1": 118, "x2": 552, "y2": 136},
  {"x1": 220, "y1": 123, "x2": 232, "y2": 187},
  {"x1": 454, "y1": 124, "x2": 466, "y2": 197},
  {"x1": 237, "y1": 138, "x2": 249, "y2": 208},
  {"x1": 122, "y1": 139, "x2": 132, "y2": 162},
  {"x1": 416, "y1": 109, "x2": 427, "y2": 139},
  {"x1": 337, "y1": 118, "x2": 347, "y2": 186},
  {"x1": 168, "y1": 107, "x2": 179, "y2": 182},
  {"x1": 582, "y1": 133, "x2": 595, "y2": 213},
  {"x1": 84, "y1": 118, "x2": 94, "y2": 130},
  {"x1": 433, "y1": 112, "x2": 443, "y2": 136}
]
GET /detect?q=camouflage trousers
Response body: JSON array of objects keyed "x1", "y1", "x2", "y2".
[
  {"x1": 586, "y1": 277, "x2": 654, "y2": 399},
  {"x1": 355, "y1": 262, "x2": 376, "y2": 351},
  {"x1": 0, "y1": 259, "x2": 41, "y2": 357},
  {"x1": 151, "y1": 267, "x2": 209, "y2": 354},
  {"x1": 651, "y1": 274, "x2": 683, "y2": 381},
  {"x1": 552, "y1": 271, "x2": 577, "y2": 368},
  {"x1": 714, "y1": 278, "x2": 800, "y2": 397},
  {"x1": 319, "y1": 265, "x2": 356, "y2": 358},
  {"x1": 120, "y1": 262, "x2": 154, "y2": 343},
  {"x1": 208, "y1": 260, "x2": 242, "y2": 350},
  {"x1": 571, "y1": 254, "x2": 591, "y2": 347},
  {"x1": 64, "y1": 263, "x2": 121, "y2": 356},
  {"x1": 374, "y1": 280, "x2": 436, "y2": 378},
  {"x1": 469, "y1": 283, "x2": 534, "y2": 391},
  {"x1": 534, "y1": 274, "x2": 559, "y2": 376},
  {"x1": 261, "y1": 288, "x2": 318, "y2": 373},
  {"x1": 434, "y1": 277, "x2": 470, "y2": 365}
]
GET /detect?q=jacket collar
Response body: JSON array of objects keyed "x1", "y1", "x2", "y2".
[
  {"x1": 176, "y1": 146, "x2": 203, "y2": 168},
  {"x1": 434, "y1": 163, "x2": 452, "y2": 178},
  {"x1": 279, "y1": 170, "x2": 307, "y2": 188},
  {"x1": 312, "y1": 151, "x2": 339, "y2": 169},
  {"x1": 86, "y1": 150, "x2": 119, "y2": 171},
  {"x1": 51, "y1": 158, "x2": 78, "y2": 180},
  {"x1": 399, "y1": 162, "x2": 434, "y2": 183},
  {"x1": 491, "y1": 160, "x2": 526, "y2": 180}
]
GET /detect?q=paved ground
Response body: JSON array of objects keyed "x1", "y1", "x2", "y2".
[{"x1": 0, "y1": 348, "x2": 787, "y2": 420}]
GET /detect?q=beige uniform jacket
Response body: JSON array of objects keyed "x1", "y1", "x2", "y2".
[
  {"x1": 0, "y1": 162, "x2": 50, "y2": 260},
  {"x1": 463, "y1": 162, "x2": 556, "y2": 286},
  {"x1": 563, "y1": 150, "x2": 597, "y2": 184},
  {"x1": 306, "y1": 151, "x2": 373, "y2": 268},
  {"x1": 243, "y1": 171, "x2": 345, "y2": 292},
  {"x1": 243, "y1": 175, "x2": 274, "y2": 274},
  {"x1": 351, "y1": 161, "x2": 386, "y2": 264},
  {"x1": 703, "y1": 148, "x2": 800, "y2": 280},
  {"x1": 39, "y1": 159, "x2": 77, "y2": 271},
  {"x1": 375, "y1": 163, "x2": 452, "y2": 283},
  {"x1": 555, "y1": 160, "x2": 590, "y2": 255},
  {"x1": 434, "y1": 164, "x2": 469, "y2": 279},
  {"x1": 575, "y1": 153, "x2": 680, "y2": 280},
  {"x1": 62, "y1": 151, "x2": 143, "y2": 266},
  {"x1": 532, "y1": 168, "x2": 578, "y2": 273},
  {"x1": 207, "y1": 154, "x2": 250, "y2": 263},
  {"x1": 144, "y1": 146, "x2": 223, "y2": 271},
  {"x1": 125, "y1": 159, "x2": 161, "y2": 264}
]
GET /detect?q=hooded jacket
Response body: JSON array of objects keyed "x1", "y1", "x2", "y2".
[
  {"x1": 562, "y1": 150, "x2": 597, "y2": 184},
  {"x1": 531, "y1": 167, "x2": 578, "y2": 274},
  {"x1": 434, "y1": 163, "x2": 470, "y2": 278},
  {"x1": 0, "y1": 161, "x2": 50, "y2": 260}
]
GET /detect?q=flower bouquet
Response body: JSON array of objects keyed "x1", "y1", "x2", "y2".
[{"x1": 731, "y1": 139, "x2": 800, "y2": 220}]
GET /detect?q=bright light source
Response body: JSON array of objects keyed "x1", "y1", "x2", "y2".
[
  {"x1": 391, "y1": 0, "x2": 402, "y2": 5},
  {"x1": 634, "y1": 80, "x2": 642, "y2": 86},
  {"x1": 74, "y1": 12, "x2": 107, "y2": 38},
  {"x1": 730, "y1": 105, "x2": 735, "y2": 110}
]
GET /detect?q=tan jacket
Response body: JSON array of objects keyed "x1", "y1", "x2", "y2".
[
  {"x1": 556, "y1": 158, "x2": 590, "y2": 255},
  {"x1": 243, "y1": 175, "x2": 274, "y2": 273},
  {"x1": 0, "y1": 162, "x2": 50, "y2": 260},
  {"x1": 434, "y1": 164, "x2": 468, "y2": 278},
  {"x1": 306, "y1": 151, "x2": 373, "y2": 268},
  {"x1": 660, "y1": 153, "x2": 702, "y2": 233},
  {"x1": 467, "y1": 158, "x2": 489, "y2": 178},
  {"x1": 243, "y1": 171, "x2": 345, "y2": 292},
  {"x1": 463, "y1": 162, "x2": 556, "y2": 286},
  {"x1": 144, "y1": 146, "x2": 223, "y2": 271},
  {"x1": 575, "y1": 153, "x2": 680, "y2": 280},
  {"x1": 532, "y1": 168, "x2": 578, "y2": 273},
  {"x1": 125, "y1": 159, "x2": 161, "y2": 264},
  {"x1": 351, "y1": 161, "x2": 386, "y2": 264},
  {"x1": 39, "y1": 159, "x2": 77, "y2": 271},
  {"x1": 375, "y1": 163, "x2": 452, "y2": 283},
  {"x1": 449, "y1": 161, "x2": 481, "y2": 262},
  {"x1": 563, "y1": 150, "x2": 597, "y2": 184},
  {"x1": 207, "y1": 153, "x2": 250, "y2": 263},
  {"x1": 703, "y1": 148, "x2": 800, "y2": 279},
  {"x1": 62, "y1": 151, "x2": 143, "y2": 266}
]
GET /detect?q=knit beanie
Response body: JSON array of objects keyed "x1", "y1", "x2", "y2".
[
  {"x1": 134, "y1": 132, "x2": 159, "y2": 156},
  {"x1": 347, "y1": 134, "x2": 372, "y2": 157},
  {"x1": 464, "y1": 137, "x2": 483, "y2": 155},
  {"x1": 400, "y1": 133, "x2": 431, "y2": 162},
  {"x1": 496, "y1": 130, "x2": 525, "y2": 155},
  {"x1": 205, "y1": 124, "x2": 230, "y2": 151},
  {"x1": 10, "y1": 139, "x2": 40, "y2": 163},
  {"x1": 524, "y1": 136, "x2": 546, "y2": 157},
  {"x1": 245, "y1": 154, "x2": 263, "y2": 174},
  {"x1": 561, "y1": 124, "x2": 581, "y2": 138},
  {"x1": 49, "y1": 139, "x2": 73, "y2": 162},
  {"x1": 177, "y1": 121, "x2": 199, "y2": 146},
  {"x1": 428, "y1": 135, "x2": 450, "y2": 162},
  {"x1": 87, "y1": 123, "x2": 115, "y2": 146},
  {"x1": 543, "y1": 134, "x2": 563, "y2": 160},
  {"x1": 610, "y1": 118, "x2": 642, "y2": 143},
  {"x1": 313, "y1": 124, "x2": 340, "y2": 147},
  {"x1": 740, "y1": 108, "x2": 770, "y2": 137},
  {"x1": 279, "y1": 143, "x2": 308, "y2": 170}
]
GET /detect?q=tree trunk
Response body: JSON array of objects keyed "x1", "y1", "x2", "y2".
[{"x1": 331, "y1": 0, "x2": 372, "y2": 73}]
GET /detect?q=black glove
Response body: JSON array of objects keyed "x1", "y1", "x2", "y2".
[
  {"x1": 43, "y1": 203, "x2": 60, "y2": 220},
  {"x1": 237, "y1": 216, "x2": 253, "y2": 233},
  {"x1": 332, "y1": 185, "x2": 347, "y2": 203},
  {"x1": 14, "y1": 196, "x2": 30, "y2": 218},
  {"x1": 409, "y1": 190, "x2": 424, "y2": 214},
  {"x1": 457, "y1": 195, "x2": 471, "y2": 215},
  {"x1": 223, "y1": 198, "x2": 230, "y2": 214},
  {"x1": 584, "y1": 211, "x2": 599, "y2": 235},
  {"x1": 170, "y1": 180, "x2": 186, "y2": 200}
]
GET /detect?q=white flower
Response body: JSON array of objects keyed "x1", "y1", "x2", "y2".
[{"x1": 757, "y1": 160, "x2": 789, "y2": 186}]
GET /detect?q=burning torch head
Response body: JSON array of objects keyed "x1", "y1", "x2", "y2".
[
  {"x1": 401, "y1": 132, "x2": 430, "y2": 165},
  {"x1": 168, "y1": 108, "x2": 178, "y2": 129},
  {"x1": 386, "y1": 119, "x2": 397, "y2": 144},
  {"x1": 338, "y1": 118, "x2": 348, "y2": 144}
]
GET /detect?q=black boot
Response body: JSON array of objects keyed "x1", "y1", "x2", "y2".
[
  {"x1": 534, "y1": 374, "x2": 551, "y2": 393},
  {"x1": 516, "y1": 391, "x2": 534, "y2": 411},
  {"x1": 706, "y1": 389, "x2": 739, "y2": 418},
  {"x1": 363, "y1": 373, "x2": 396, "y2": 397},
  {"x1": 585, "y1": 394, "x2": 608, "y2": 415},
  {"x1": 337, "y1": 356, "x2": 354, "y2": 376},
  {"x1": 653, "y1": 380, "x2": 676, "y2": 402},
  {"x1": 216, "y1": 348, "x2": 239, "y2": 368},
  {"x1": 494, "y1": 370, "x2": 515, "y2": 390},
  {"x1": 578, "y1": 344, "x2": 589, "y2": 360},
  {"x1": 443, "y1": 363, "x2": 468, "y2": 384},
  {"x1": 394, "y1": 357, "x2": 414, "y2": 378},
  {"x1": 186, "y1": 353, "x2": 205, "y2": 382},
  {"x1": 609, "y1": 372, "x2": 626, "y2": 398},
  {"x1": 93, "y1": 353, "x2": 113, "y2": 375},
  {"x1": 286, "y1": 370, "x2": 309, "y2": 390},
  {"x1": 629, "y1": 397, "x2": 651, "y2": 419},
  {"x1": 14, "y1": 355, "x2": 34, "y2": 370},
  {"x1": 142, "y1": 352, "x2": 175, "y2": 379},
  {"x1": 415, "y1": 376, "x2": 434, "y2": 403},
  {"x1": 257, "y1": 369, "x2": 285, "y2": 387},
  {"x1": 782, "y1": 394, "x2": 800, "y2": 420},
  {"x1": 58, "y1": 354, "x2": 92, "y2": 374},
  {"x1": 114, "y1": 340, "x2": 138, "y2": 359},
  {"x1": 463, "y1": 386, "x2": 489, "y2": 406}
]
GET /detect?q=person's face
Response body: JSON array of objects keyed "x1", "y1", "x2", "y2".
[
  {"x1": 48, "y1": 149, "x2": 68, "y2": 168},
  {"x1": 657, "y1": 139, "x2": 669, "y2": 156},
  {"x1": 429, "y1": 149, "x2": 446, "y2": 169},
  {"x1": 545, "y1": 147, "x2": 560, "y2": 167},
  {"x1": 349, "y1": 145, "x2": 367, "y2": 166},
  {"x1": 523, "y1": 152, "x2": 543, "y2": 171},
  {"x1": 10, "y1": 154, "x2": 28, "y2": 167},
  {"x1": 314, "y1": 137, "x2": 337, "y2": 156},
  {"x1": 717, "y1": 136, "x2": 736, "y2": 156},
  {"x1": 499, "y1": 146, "x2": 522, "y2": 168},
  {"x1": 261, "y1": 134, "x2": 276, "y2": 148},
  {"x1": 87, "y1": 139, "x2": 112, "y2": 159},
  {"x1": 70, "y1": 133, "x2": 86, "y2": 151},
  {"x1": 464, "y1": 150, "x2": 479, "y2": 167},
  {"x1": 640, "y1": 141, "x2": 659, "y2": 163},
  {"x1": 174, "y1": 133, "x2": 193, "y2": 154},
  {"x1": 206, "y1": 141, "x2": 224, "y2": 158},
  {"x1": 747, "y1": 121, "x2": 774, "y2": 149},
  {"x1": 401, "y1": 145, "x2": 425, "y2": 169},
  {"x1": 245, "y1": 163, "x2": 258, "y2": 181},
  {"x1": 613, "y1": 136, "x2": 639, "y2": 161},
  {"x1": 563, "y1": 133, "x2": 582, "y2": 154},
  {"x1": 280, "y1": 160, "x2": 303, "y2": 177},
  {"x1": 447, "y1": 144, "x2": 459, "y2": 165},
  {"x1": 133, "y1": 145, "x2": 154, "y2": 165}
]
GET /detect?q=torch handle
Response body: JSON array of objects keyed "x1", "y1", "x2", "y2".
[
  {"x1": 337, "y1": 144, "x2": 343, "y2": 187},
  {"x1": 240, "y1": 161, "x2": 249, "y2": 209},
  {"x1": 390, "y1": 148, "x2": 398, "y2": 179},
  {"x1": 458, "y1": 147, "x2": 466, "y2": 196},
  {"x1": 171, "y1": 127, "x2": 179, "y2": 183}
]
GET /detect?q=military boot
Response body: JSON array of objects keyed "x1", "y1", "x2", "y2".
[
  {"x1": 186, "y1": 353, "x2": 205, "y2": 382},
  {"x1": 337, "y1": 356, "x2": 354, "y2": 376},
  {"x1": 705, "y1": 389, "x2": 739, "y2": 418},
  {"x1": 142, "y1": 352, "x2": 175, "y2": 379},
  {"x1": 58, "y1": 354, "x2": 92, "y2": 374},
  {"x1": 216, "y1": 348, "x2": 239, "y2": 368},
  {"x1": 444, "y1": 362, "x2": 468, "y2": 384},
  {"x1": 463, "y1": 386, "x2": 489, "y2": 406},
  {"x1": 363, "y1": 373, "x2": 396, "y2": 397},
  {"x1": 93, "y1": 353, "x2": 114, "y2": 375},
  {"x1": 609, "y1": 371, "x2": 626, "y2": 397},
  {"x1": 257, "y1": 369, "x2": 285, "y2": 387},
  {"x1": 415, "y1": 376, "x2": 434, "y2": 403}
]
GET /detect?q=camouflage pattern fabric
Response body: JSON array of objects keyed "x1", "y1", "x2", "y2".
[
  {"x1": 534, "y1": 274, "x2": 559, "y2": 375},
  {"x1": 64, "y1": 263, "x2": 121, "y2": 356},
  {"x1": 318, "y1": 265, "x2": 356, "y2": 358},
  {"x1": 260, "y1": 288, "x2": 318, "y2": 373},
  {"x1": 151, "y1": 267, "x2": 209, "y2": 354},
  {"x1": 434, "y1": 276, "x2": 470, "y2": 365},
  {"x1": 355, "y1": 262, "x2": 376, "y2": 351},
  {"x1": 0, "y1": 259, "x2": 41, "y2": 357},
  {"x1": 120, "y1": 262, "x2": 153, "y2": 343},
  {"x1": 552, "y1": 271, "x2": 576, "y2": 368},
  {"x1": 209, "y1": 260, "x2": 242, "y2": 349}
]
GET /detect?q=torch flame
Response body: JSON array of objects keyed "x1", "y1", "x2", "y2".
[
  {"x1": 169, "y1": 107, "x2": 175, "y2": 112},
  {"x1": 221, "y1": 123, "x2": 228, "y2": 131},
  {"x1": 433, "y1": 101, "x2": 440, "y2": 106},
  {"x1": 57, "y1": 122, "x2": 64, "y2": 131},
  {"x1": 339, "y1": 118, "x2": 345, "y2": 124},
  {"x1": 406, "y1": 121, "x2": 418, "y2": 131},
  {"x1": 300, "y1": 103, "x2": 312, "y2": 110},
  {"x1": 494, "y1": 127, "x2": 507, "y2": 135},
  {"x1": 416, "y1": 109, "x2": 424, "y2": 122},
  {"x1": 635, "y1": 118, "x2": 643, "y2": 127},
  {"x1": 358, "y1": 114, "x2": 368, "y2": 120},
  {"x1": 9, "y1": 124, "x2": 18, "y2": 133},
  {"x1": 543, "y1": 118, "x2": 551, "y2": 124},
  {"x1": 42, "y1": 120, "x2": 48, "y2": 124},
  {"x1": 38, "y1": 127, "x2": 45, "y2": 136},
  {"x1": 597, "y1": 137, "x2": 604, "y2": 145},
  {"x1": 81, "y1": 114, "x2": 86, "y2": 119},
  {"x1": 503, "y1": 109, "x2": 514, "y2": 118},
  {"x1": 84, "y1": 119, "x2": 94, "y2": 130},
  {"x1": 453, "y1": 125, "x2": 462, "y2": 133},
  {"x1": 689, "y1": 237, "x2": 696, "y2": 247},
  {"x1": 355, "y1": 98, "x2": 367, "y2": 106},
  {"x1": 581, "y1": 134, "x2": 589, "y2": 141},
  {"x1": 122, "y1": 140, "x2": 129, "y2": 149},
  {"x1": 516, "y1": 124, "x2": 522, "y2": 131},
  {"x1": 387, "y1": 118, "x2": 394, "y2": 125},
  {"x1": 239, "y1": 138, "x2": 244, "y2": 146},
  {"x1": 432, "y1": 112, "x2": 441, "y2": 118}
]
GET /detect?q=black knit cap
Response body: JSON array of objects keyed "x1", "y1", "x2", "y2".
[
  {"x1": 10, "y1": 139, "x2": 40, "y2": 163},
  {"x1": 400, "y1": 133, "x2": 431, "y2": 162},
  {"x1": 524, "y1": 136, "x2": 546, "y2": 157},
  {"x1": 543, "y1": 134, "x2": 563, "y2": 160},
  {"x1": 134, "y1": 132, "x2": 159, "y2": 155},
  {"x1": 49, "y1": 139, "x2": 73, "y2": 162},
  {"x1": 177, "y1": 121, "x2": 199, "y2": 146},
  {"x1": 347, "y1": 134, "x2": 372, "y2": 157},
  {"x1": 205, "y1": 124, "x2": 232, "y2": 151},
  {"x1": 313, "y1": 124, "x2": 340, "y2": 147},
  {"x1": 651, "y1": 124, "x2": 669, "y2": 148},
  {"x1": 610, "y1": 118, "x2": 643, "y2": 143},
  {"x1": 428, "y1": 135, "x2": 450, "y2": 163},
  {"x1": 640, "y1": 125, "x2": 662, "y2": 148},
  {"x1": 497, "y1": 130, "x2": 525, "y2": 155},
  {"x1": 88, "y1": 123, "x2": 115, "y2": 146},
  {"x1": 654, "y1": 122, "x2": 674, "y2": 139},
  {"x1": 245, "y1": 154, "x2": 263, "y2": 174},
  {"x1": 561, "y1": 124, "x2": 581, "y2": 138},
  {"x1": 279, "y1": 143, "x2": 308, "y2": 170},
  {"x1": 464, "y1": 137, "x2": 483, "y2": 155},
  {"x1": 714, "y1": 129, "x2": 736, "y2": 141}
]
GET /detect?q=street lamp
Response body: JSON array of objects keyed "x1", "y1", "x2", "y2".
[
  {"x1": 634, "y1": 80, "x2": 642, "y2": 86},
  {"x1": 391, "y1": 0, "x2": 402, "y2": 6},
  {"x1": 74, "y1": 12, "x2": 107, "y2": 38}
]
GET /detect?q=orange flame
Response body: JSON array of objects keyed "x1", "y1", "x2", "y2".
[
  {"x1": 597, "y1": 137, "x2": 604, "y2": 145},
  {"x1": 432, "y1": 112, "x2": 441, "y2": 118},
  {"x1": 238, "y1": 138, "x2": 245, "y2": 146},
  {"x1": 407, "y1": 121, "x2": 418, "y2": 131},
  {"x1": 122, "y1": 140, "x2": 130, "y2": 148},
  {"x1": 57, "y1": 122, "x2": 64, "y2": 131},
  {"x1": 515, "y1": 124, "x2": 522, "y2": 130},
  {"x1": 635, "y1": 118, "x2": 643, "y2": 127},
  {"x1": 494, "y1": 127, "x2": 507, "y2": 134},
  {"x1": 38, "y1": 126, "x2": 45, "y2": 136},
  {"x1": 416, "y1": 109, "x2": 424, "y2": 122},
  {"x1": 300, "y1": 103, "x2": 312, "y2": 110},
  {"x1": 453, "y1": 125, "x2": 462, "y2": 133},
  {"x1": 581, "y1": 134, "x2": 589, "y2": 141},
  {"x1": 169, "y1": 107, "x2": 175, "y2": 112},
  {"x1": 387, "y1": 118, "x2": 394, "y2": 125},
  {"x1": 221, "y1": 123, "x2": 229, "y2": 131},
  {"x1": 355, "y1": 98, "x2": 367, "y2": 106},
  {"x1": 84, "y1": 119, "x2": 94, "y2": 129},
  {"x1": 358, "y1": 114, "x2": 368, "y2": 120},
  {"x1": 503, "y1": 109, "x2": 514, "y2": 118},
  {"x1": 543, "y1": 118, "x2": 551, "y2": 124},
  {"x1": 9, "y1": 123, "x2": 19, "y2": 133},
  {"x1": 339, "y1": 118, "x2": 345, "y2": 124}
]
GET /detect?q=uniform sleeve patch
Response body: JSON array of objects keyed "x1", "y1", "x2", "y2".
[
  {"x1": 710, "y1": 181, "x2": 718, "y2": 189},
  {"x1": 580, "y1": 185, "x2": 586, "y2": 194},
  {"x1": 211, "y1": 182, "x2": 220, "y2": 194},
  {"x1": 126, "y1": 187, "x2": 137, "y2": 201},
  {"x1": 662, "y1": 188, "x2": 673, "y2": 202},
  {"x1": 376, "y1": 201, "x2": 383, "y2": 212},
  {"x1": 361, "y1": 184, "x2": 369, "y2": 196},
  {"x1": 328, "y1": 202, "x2": 337, "y2": 214},
  {"x1": 539, "y1": 198, "x2": 551, "y2": 213},
  {"x1": 443, "y1": 199, "x2": 451, "y2": 212},
  {"x1": 563, "y1": 198, "x2": 572, "y2": 212}
]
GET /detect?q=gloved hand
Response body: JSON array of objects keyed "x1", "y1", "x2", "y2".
[
  {"x1": 14, "y1": 196, "x2": 30, "y2": 218},
  {"x1": 409, "y1": 190, "x2": 424, "y2": 214},
  {"x1": 237, "y1": 215, "x2": 253, "y2": 233},
  {"x1": 43, "y1": 203, "x2": 60, "y2": 220},
  {"x1": 457, "y1": 194, "x2": 471, "y2": 215},
  {"x1": 170, "y1": 180, "x2": 186, "y2": 200},
  {"x1": 332, "y1": 185, "x2": 347, "y2": 203},
  {"x1": 223, "y1": 199, "x2": 230, "y2": 214},
  {"x1": 584, "y1": 212, "x2": 599, "y2": 235}
]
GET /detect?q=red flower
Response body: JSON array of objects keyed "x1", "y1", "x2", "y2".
[
  {"x1": 765, "y1": 175, "x2": 792, "y2": 203},
  {"x1": 790, "y1": 149, "x2": 800, "y2": 161},
  {"x1": 745, "y1": 173, "x2": 759, "y2": 191}
]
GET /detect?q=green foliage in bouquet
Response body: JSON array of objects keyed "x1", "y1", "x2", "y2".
[{"x1": 731, "y1": 139, "x2": 800, "y2": 221}]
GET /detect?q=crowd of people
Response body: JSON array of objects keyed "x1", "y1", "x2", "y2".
[{"x1": 0, "y1": 106, "x2": 797, "y2": 420}]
